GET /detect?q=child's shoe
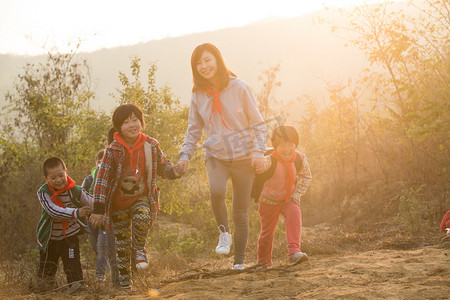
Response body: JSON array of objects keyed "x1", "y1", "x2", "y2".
[
  {"x1": 232, "y1": 263, "x2": 249, "y2": 270},
  {"x1": 215, "y1": 225, "x2": 232, "y2": 255},
  {"x1": 118, "y1": 285, "x2": 134, "y2": 294},
  {"x1": 65, "y1": 281, "x2": 86, "y2": 295},
  {"x1": 256, "y1": 261, "x2": 272, "y2": 271},
  {"x1": 135, "y1": 248, "x2": 149, "y2": 270},
  {"x1": 288, "y1": 252, "x2": 309, "y2": 266},
  {"x1": 95, "y1": 274, "x2": 106, "y2": 282}
]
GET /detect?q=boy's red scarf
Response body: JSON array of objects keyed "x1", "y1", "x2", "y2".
[
  {"x1": 114, "y1": 132, "x2": 147, "y2": 173},
  {"x1": 46, "y1": 176, "x2": 76, "y2": 240},
  {"x1": 206, "y1": 81, "x2": 232, "y2": 131},
  {"x1": 271, "y1": 151, "x2": 296, "y2": 203}
]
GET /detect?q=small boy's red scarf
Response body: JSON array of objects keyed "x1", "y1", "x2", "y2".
[
  {"x1": 114, "y1": 132, "x2": 147, "y2": 173},
  {"x1": 205, "y1": 82, "x2": 232, "y2": 131},
  {"x1": 271, "y1": 151, "x2": 296, "y2": 203},
  {"x1": 46, "y1": 176, "x2": 76, "y2": 241}
]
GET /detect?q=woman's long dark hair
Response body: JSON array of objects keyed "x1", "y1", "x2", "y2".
[{"x1": 191, "y1": 43, "x2": 237, "y2": 92}]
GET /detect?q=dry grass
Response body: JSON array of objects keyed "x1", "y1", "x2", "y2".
[
  {"x1": 0, "y1": 208, "x2": 444, "y2": 298},
  {"x1": 5, "y1": 227, "x2": 441, "y2": 298}
]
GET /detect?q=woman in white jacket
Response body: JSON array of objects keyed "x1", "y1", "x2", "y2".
[{"x1": 177, "y1": 43, "x2": 267, "y2": 270}]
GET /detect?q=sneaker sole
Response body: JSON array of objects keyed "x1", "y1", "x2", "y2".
[
  {"x1": 232, "y1": 264, "x2": 249, "y2": 270},
  {"x1": 119, "y1": 286, "x2": 134, "y2": 293},
  {"x1": 136, "y1": 262, "x2": 149, "y2": 270},
  {"x1": 289, "y1": 254, "x2": 309, "y2": 266}
]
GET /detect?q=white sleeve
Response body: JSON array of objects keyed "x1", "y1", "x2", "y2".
[
  {"x1": 38, "y1": 191, "x2": 76, "y2": 220},
  {"x1": 180, "y1": 96, "x2": 204, "y2": 161},
  {"x1": 242, "y1": 84, "x2": 267, "y2": 157}
]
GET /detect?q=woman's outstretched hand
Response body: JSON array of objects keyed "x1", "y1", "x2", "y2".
[
  {"x1": 251, "y1": 157, "x2": 265, "y2": 174},
  {"x1": 176, "y1": 160, "x2": 189, "y2": 176}
]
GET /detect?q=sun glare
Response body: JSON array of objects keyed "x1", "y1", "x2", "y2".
[{"x1": 0, "y1": 0, "x2": 400, "y2": 55}]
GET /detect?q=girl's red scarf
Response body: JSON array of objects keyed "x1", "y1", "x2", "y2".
[
  {"x1": 271, "y1": 151, "x2": 296, "y2": 203},
  {"x1": 114, "y1": 131, "x2": 147, "y2": 173},
  {"x1": 46, "y1": 176, "x2": 76, "y2": 241},
  {"x1": 205, "y1": 81, "x2": 232, "y2": 131}
]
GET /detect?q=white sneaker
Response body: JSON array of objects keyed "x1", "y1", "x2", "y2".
[
  {"x1": 288, "y1": 252, "x2": 309, "y2": 266},
  {"x1": 215, "y1": 225, "x2": 232, "y2": 255},
  {"x1": 135, "y1": 248, "x2": 149, "y2": 270},
  {"x1": 232, "y1": 264, "x2": 248, "y2": 270}
]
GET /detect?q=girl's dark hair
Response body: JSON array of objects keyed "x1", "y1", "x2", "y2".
[
  {"x1": 107, "y1": 127, "x2": 117, "y2": 144},
  {"x1": 43, "y1": 157, "x2": 67, "y2": 177},
  {"x1": 191, "y1": 43, "x2": 237, "y2": 92},
  {"x1": 112, "y1": 103, "x2": 145, "y2": 133},
  {"x1": 271, "y1": 125, "x2": 299, "y2": 149}
]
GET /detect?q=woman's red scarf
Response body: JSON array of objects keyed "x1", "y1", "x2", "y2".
[
  {"x1": 205, "y1": 81, "x2": 232, "y2": 131},
  {"x1": 46, "y1": 176, "x2": 76, "y2": 240},
  {"x1": 271, "y1": 151, "x2": 296, "y2": 203},
  {"x1": 114, "y1": 131, "x2": 147, "y2": 173}
]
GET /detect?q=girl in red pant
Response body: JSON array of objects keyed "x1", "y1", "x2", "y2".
[{"x1": 253, "y1": 125, "x2": 312, "y2": 268}]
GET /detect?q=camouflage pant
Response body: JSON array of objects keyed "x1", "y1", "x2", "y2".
[{"x1": 112, "y1": 198, "x2": 152, "y2": 287}]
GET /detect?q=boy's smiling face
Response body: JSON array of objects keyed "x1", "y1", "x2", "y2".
[{"x1": 45, "y1": 164, "x2": 68, "y2": 190}]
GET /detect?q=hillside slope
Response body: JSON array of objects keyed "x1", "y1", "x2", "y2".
[{"x1": 0, "y1": 10, "x2": 367, "y2": 112}]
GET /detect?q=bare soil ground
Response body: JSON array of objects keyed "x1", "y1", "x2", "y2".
[
  {"x1": 159, "y1": 246, "x2": 449, "y2": 300},
  {"x1": 1, "y1": 225, "x2": 449, "y2": 299}
]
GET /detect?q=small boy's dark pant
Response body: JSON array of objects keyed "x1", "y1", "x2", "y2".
[{"x1": 38, "y1": 235, "x2": 83, "y2": 286}]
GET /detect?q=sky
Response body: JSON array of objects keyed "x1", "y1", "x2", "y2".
[{"x1": 0, "y1": 0, "x2": 399, "y2": 56}]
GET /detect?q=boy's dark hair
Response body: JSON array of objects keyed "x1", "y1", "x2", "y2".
[
  {"x1": 112, "y1": 103, "x2": 145, "y2": 134},
  {"x1": 96, "y1": 150, "x2": 105, "y2": 161},
  {"x1": 271, "y1": 125, "x2": 299, "y2": 149},
  {"x1": 107, "y1": 127, "x2": 117, "y2": 144},
  {"x1": 43, "y1": 157, "x2": 67, "y2": 177},
  {"x1": 191, "y1": 43, "x2": 237, "y2": 92}
]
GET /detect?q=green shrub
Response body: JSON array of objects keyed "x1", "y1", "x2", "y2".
[
  {"x1": 149, "y1": 226, "x2": 206, "y2": 257},
  {"x1": 176, "y1": 234, "x2": 205, "y2": 256},
  {"x1": 150, "y1": 227, "x2": 179, "y2": 254},
  {"x1": 395, "y1": 185, "x2": 427, "y2": 235}
]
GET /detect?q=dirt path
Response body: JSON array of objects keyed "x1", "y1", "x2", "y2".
[
  {"x1": 2, "y1": 242, "x2": 448, "y2": 299},
  {"x1": 160, "y1": 246, "x2": 449, "y2": 299}
]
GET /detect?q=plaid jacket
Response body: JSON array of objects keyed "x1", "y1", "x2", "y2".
[{"x1": 93, "y1": 135, "x2": 178, "y2": 229}]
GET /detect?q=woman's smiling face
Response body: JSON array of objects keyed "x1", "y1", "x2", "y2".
[{"x1": 196, "y1": 50, "x2": 218, "y2": 85}]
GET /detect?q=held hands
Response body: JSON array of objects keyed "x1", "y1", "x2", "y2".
[
  {"x1": 173, "y1": 164, "x2": 182, "y2": 177},
  {"x1": 78, "y1": 206, "x2": 91, "y2": 218},
  {"x1": 251, "y1": 157, "x2": 265, "y2": 174},
  {"x1": 175, "y1": 160, "x2": 189, "y2": 176},
  {"x1": 89, "y1": 213, "x2": 104, "y2": 228}
]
